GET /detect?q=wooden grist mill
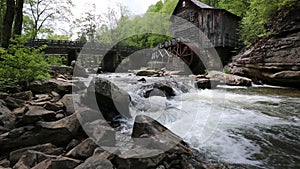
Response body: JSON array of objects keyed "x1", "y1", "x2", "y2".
[{"x1": 151, "y1": 0, "x2": 242, "y2": 75}]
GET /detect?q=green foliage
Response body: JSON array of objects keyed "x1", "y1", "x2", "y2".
[
  {"x1": 222, "y1": 68, "x2": 230, "y2": 74},
  {"x1": 45, "y1": 55, "x2": 67, "y2": 65},
  {"x1": 217, "y1": 0, "x2": 294, "y2": 44},
  {"x1": 0, "y1": 36, "x2": 50, "y2": 91}
]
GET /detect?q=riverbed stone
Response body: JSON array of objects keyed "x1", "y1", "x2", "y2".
[
  {"x1": 66, "y1": 138, "x2": 98, "y2": 159},
  {"x1": 0, "y1": 113, "x2": 80, "y2": 152},
  {"x1": 12, "y1": 150, "x2": 57, "y2": 169},
  {"x1": 29, "y1": 79, "x2": 76, "y2": 94},
  {"x1": 83, "y1": 120, "x2": 116, "y2": 147},
  {"x1": 206, "y1": 71, "x2": 252, "y2": 86},
  {"x1": 31, "y1": 157, "x2": 81, "y2": 169},
  {"x1": 0, "y1": 100, "x2": 15, "y2": 129},
  {"x1": 83, "y1": 77, "x2": 131, "y2": 122},
  {"x1": 10, "y1": 91, "x2": 33, "y2": 101},
  {"x1": 75, "y1": 155, "x2": 113, "y2": 169},
  {"x1": 9, "y1": 143, "x2": 63, "y2": 165},
  {"x1": 3, "y1": 96, "x2": 25, "y2": 109},
  {"x1": 195, "y1": 78, "x2": 220, "y2": 89},
  {"x1": 20, "y1": 106, "x2": 56, "y2": 125},
  {"x1": 59, "y1": 94, "x2": 80, "y2": 115},
  {"x1": 135, "y1": 69, "x2": 160, "y2": 76},
  {"x1": 43, "y1": 102, "x2": 62, "y2": 112},
  {"x1": 142, "y1": 82, "x2": 176, "y2": 99}
]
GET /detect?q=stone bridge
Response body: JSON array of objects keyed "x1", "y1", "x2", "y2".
[{"x1": 26, "y1": 39, "x2": 143, "y2": 72}]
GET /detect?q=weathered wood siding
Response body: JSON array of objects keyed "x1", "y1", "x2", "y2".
[{"x1": 171, "y1": 0, "x2": 241, "y2": 49}]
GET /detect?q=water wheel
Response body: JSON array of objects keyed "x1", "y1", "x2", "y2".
[{"x1": 171, "y1": 42, "x2": 194, "y2": 66}]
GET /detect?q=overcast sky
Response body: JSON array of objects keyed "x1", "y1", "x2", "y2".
[{"x1": 72, "y1": 0, "x2": 159, "y2": 16}]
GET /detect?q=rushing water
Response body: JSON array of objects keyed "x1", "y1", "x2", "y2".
[{"x1": 87, "y1": 73, "x2": 300, "y2": 169}]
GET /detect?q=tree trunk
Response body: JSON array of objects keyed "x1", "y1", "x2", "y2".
[
  {"x1": 13, "y1": 0, "x2": 23, "y2": 36},
  {"x1": 1, "y1": 0, "x2": 15, "y2": 48},
  {"x1": 0, "y1": 0, "x2": 6, "y2": 42}
]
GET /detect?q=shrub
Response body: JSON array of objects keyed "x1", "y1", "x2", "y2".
[{"x1": 0, "y1": 37, "x2": 50, "y2": 91}]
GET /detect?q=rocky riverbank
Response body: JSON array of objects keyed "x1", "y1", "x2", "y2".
[
  {"x1": 0, "y1": 66, "x2": 253, "y2": 169},
  {"x1": 228, "y1": 1, "x2": 300, "y2": 88}
]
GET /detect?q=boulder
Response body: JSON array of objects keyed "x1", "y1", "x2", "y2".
[
  {"x1": 29, "y1": 79, "x2": 77, "y2": 94},
  {"x1": 0, "y1": 100, "x2": 15, "y2": 129},
  {"x1": 0, "y1": 92, "x2": 9, "y2": 99},
  {"x1": 228, "y1": 1, "x2": 300, "y2": 88},
  {"x1": 112, "y1": 147, "x2": 166, "y2": 169},
  {"x1": 131, "y1": 115, "x2": 185, "y2": 152},
  {"x1": 19, "y1": 106, "x2": 56, "y2": 126},
  {"x1": 3, "y1": 96, "x2": 25, "y2": 110},
  {"x1": 59, "y1": 94, "x2": 80, "y2": 115},
  {"x1": 0, "y1": 113, "x2": 80, "y2": 152},
  {"x1": 50, "y1": 65, "x2": 73, "y2": 78},
  {"x1": 75, "y1": 156, "x2": 113, "y2": 169},
  {"x1": 72, "y1": 62, "x2": 88, "y2": 78},
  {"x1": 10, "y1": 91, "x2": 33, "y2": 101},
  {"x1": 82, "y1": 120, "x2": 116, "y2": 147},
  {"x1": 12, "y1": 150, "x2": 57, "y2": 169},
  {"x1": 206, "y1": 71, "x2": 252, "y2": 86},
  {"x1": 65, "y1": 138, "x2": 98, "y2": 159},
  {"x1": 142, "y1": 82, "x2": 176, "y2": 98},
  {"x1": 31, "y1": 157, "x2": 81, "y2": 169},
  {"x1": 0, "y1": 159, "x2": 10, "y2": 168},
  {"x1": 135, "y1": 70, "x2": 159, "y2": 76},
  {"x1": 43, "y1": 102, "x2": 62, "y2": 112},
  {"x1": 9, "y1": 143, "x2": 63, "y2": 165},
  {"x1": 83, "y1": 77, "x2": 131, "y2": 122},
  {"x1": 195, "y1": 78, "x2": 220, "y2": 89}
]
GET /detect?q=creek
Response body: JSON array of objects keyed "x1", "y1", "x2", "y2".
[{"x1": 85, "y1": 73, "x2": 300, "y2": 169}]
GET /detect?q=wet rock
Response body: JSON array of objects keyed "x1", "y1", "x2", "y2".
[
  {"x1": 9, "y1": 143, "x2": 63, "y2": 165},
  {"x1": 135, "y1": 69, "x2": 159, "y2": 76},
  {"x1": 75, "y1": 155, "x2": 113, "y2": 169},
  {"x1": 66, "y1": 138, "x2": 98, "y2": 159},
  {"x1": 83, "y1": 120, "x2": 116, "y2": 146},
  {"x1": 72, "y1": 62, "x2": 88, "y2": 78},
  {"x1": 29, "y1": 79, "x2": 76, "y2": 94},
  {"x1": 195, "y1": 78, "x2": 220, "y2": 89},
  {"x1": 31, "y1": 157, "x2": 81, "y2": 169},
  {"x1": 137, "y1": 78, "x2": 147, "y2": 83},
  {"x1": 0, "y1": 113, "x2": 80, "y2": 152},
  {"x1": 131, "y1": 115, "x2": 186, "y2": 152},
  {"x1": 19, "y1": 106, "x2": 56, "y2": 125},
  {"x1": 83, "y1": 77, "x2": 131, "y2": 122},
  {"x1": 43, "y1": 102, "x2": 62, "y2": 112},
  {"x1": 142, "y1": 82, "x2": 176, "y2": 99},
  {"x1": 206, "y1": 71, "x2": 252, "y2": 86},
  {"x1": 10, "y1": 91, "x2": 33, "y2": 101}
]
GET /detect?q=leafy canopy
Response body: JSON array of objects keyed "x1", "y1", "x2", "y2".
[{"x1": 0, "y1": 36, "x2": 50, "y2": 91}]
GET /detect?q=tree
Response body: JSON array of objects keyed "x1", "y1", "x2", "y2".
[
  {"x1": 13, "y1": 0, "x2": 24, "y2": 36},
  {"x1": 72, "y1": 4, "x2": 100, "y2": 42},
  {"x1": 24, "y1": 0, "x2": 73, "y2": 39},
  {"x1": 1, "y1": 0, "x2": 15, "y2": 48}
]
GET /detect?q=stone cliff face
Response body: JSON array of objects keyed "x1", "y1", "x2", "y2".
[{"x1": 229, "y1": 2, "x2": 300, "y2": 88}]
